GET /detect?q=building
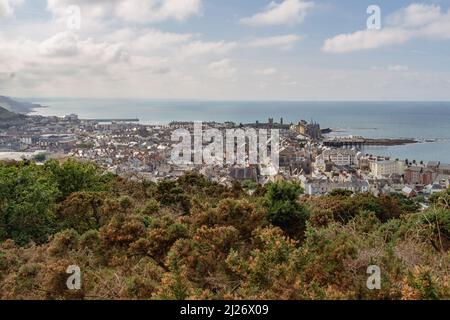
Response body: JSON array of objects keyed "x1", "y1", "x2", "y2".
[
  {"x1": 302, "y1": 178, "x2": 369, "y2": 195},
  {"x1": 424, "y1": 184, "x2": 444, "y2": 195},
  {"x1": 402, "y1": 186, "x2": 417, "y2": 198},
  {"x1": 291, "y1": 120, "x2": 321, "y2": 140},
  {"x1": 64, "y1": 114, "x2": 79, "y2": 122},
  {"x1": 427, "y1": 162, "x2": 450, "y2": 175},
  {"x1": 279, "y1": 147, "x2": 311, "y2": 174},
  {"x1": 229, "y1": 167, "x2": 258, "y2": 182},
  {"x1": 37, "y1": 134, "x2": 77, "y2": 152},
  {"x1": 404, "y1": 166, "x2": 435, "y2": 185},
  {"x1": 322, "y1": 149, "x2": 357, "y2": 166},
  {"x1": 370, "y1": 160, "x2": 405, "y2": 177}
]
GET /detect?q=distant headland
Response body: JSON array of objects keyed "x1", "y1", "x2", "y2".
[{"x1": 0, "y1": 95, "x2": 43, "y2": 114}]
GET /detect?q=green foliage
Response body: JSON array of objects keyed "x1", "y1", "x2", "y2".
[
  {"x1": 154, "y1": 180, "x2": 191, "y2": 214},
  {"x1": 429, "y1": 188, "x2": 450, "y2": 209},
  {"x1": 0, "y1": 163, "x2": 59, "y2": 244},
  {"x1": 48, "y1": 229, "x2": 80, "y2": 257},
  {"x1": 265, "y1": 181, "x2": 309, "y2": 237},
  {"x1": 142, "y1": 199, "x2": 161, "y2": 215},
  {"x1": 57, "y1": 192, "x2": 106, "y2": 234},
  {"x1": 0, "y1": 159, "x2": 449, "y2": 300},
  {"x1": 419, "y1": 207, "x2": 450, "y2": 251},
  {"x1": 304, "y1": 193, "x2": 405, "y2": 227},
  {"x1": 33, "y1": 153, "x2": 46, "y2": 162},
  {"x1": 389, "y1": 193, "x2": 421, "y2": 213},
  {"x1": 226, "y1": 227, "x2": 300, "y2": 297},
  {"x1": 0, "y1": 160, "x2": 113, "y2": 245},
  {"x1": 241, "y1": 180, "x2": 257, "y2": 192},
  {"x1": 134, "y1": 214, "x2": 189, "y2": 258},
  {"x1": 118, "y1": 196, "x2": 133, "y2": 210},
  {"x1": 329, "y1": 189, "x2": 353, "y2": 197},
  {"x1": 44, "y1": 159, "x2": 112, "y2": 200}
]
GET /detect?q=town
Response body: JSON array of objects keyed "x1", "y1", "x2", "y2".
[{"x1": 1, "y1": 108, "x2": 449, "y2": 204}]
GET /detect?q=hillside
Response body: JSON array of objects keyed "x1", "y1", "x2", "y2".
[
  {"x1": 0, "y1": 106, "x2": 21, "y2": 119},
  {"x1": 0, "y1": 96, "x2": 42, "y2": 114},
  {"x1": 0, "y1": 160, "x2": 448, "y2": 300},
  {"x1": 0, "y1": 106, "x2": 26, "y2": 128}
]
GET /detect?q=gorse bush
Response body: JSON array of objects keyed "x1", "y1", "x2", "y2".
[
  {"x1": 0, "y1": 163, "x2": 59, "y2": 245},
  {"x1": 0, "y1": 159, "x2": 448, "y2": 300},
  {"x1": 0, "y1": 161, "x2": 111, "y2": 245},
  {"x1": 265, "y1": 181, "x2": 309, "y2": 237}
]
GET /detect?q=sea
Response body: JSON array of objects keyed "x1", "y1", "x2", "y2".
[{"x1": 29, "y1": 99, "x2": 450, "y2": 163}]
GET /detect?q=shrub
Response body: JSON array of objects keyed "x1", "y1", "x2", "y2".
[
  {"x1": 265, "y1": 181, "x2": 309, "y2": 237},
  {"x1": 142, "y1": 199, "x2": 161, "y2": 215}
]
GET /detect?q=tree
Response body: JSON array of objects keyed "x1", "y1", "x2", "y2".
[
  {"x1": 241, "y1": 180, "x2": 257, "y2": 193},
  {"x1": 265, "y1": 181, "x2": 309, "y2": 237},
  {"x1": 57, "y1": 192, "x2": 106, "y2": 234},
  {"x1": 329, "y1": 189, "x2": 353, "y2": 197},
  {"x1": 155, "y1": 180, "x2": 191, "y2": 215},
  {"x1": 44, "y1": 159, "x2": 112, "y2": 200},
  {"x1": 0, "y1": 163, "x2": 59, "y2": 244},
  {"x1": 1, "y1": 160, "x2": 449, "y2": 300},
  {"x1": 142, "y1": 199, "x2": 161, "y2": 215},
  {"x1": 33, "y1": 153, "x2": 46, "y2": 162}
]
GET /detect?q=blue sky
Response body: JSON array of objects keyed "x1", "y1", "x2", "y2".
[{"x1": 1, "y1": 0, "x2": 450, "y2": 100}]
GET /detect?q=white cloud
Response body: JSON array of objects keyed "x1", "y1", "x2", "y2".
[
  {"x1": 0, "y1": 28, "x2": 175, "y2": 96},
  {"x1": 2, "y1": 0, "x2": 450, "y2": 100},
  {"x1": 388, "y1": 65, "x2": 409, "y2": 72},
  {"x1": 107, "y1": 28, "x2": 196, "y2": 53},
  {"x1": 0, "y1": 11, "x2": 236, "y2": 98},
  {"x1": 323, "y1": 29, "x2": 411, "y2": 53},
  {"x1": 0, "y1": 0, "x2": 13, "y2": 17},
  {"x1": 371, "y1": 65, "x2": 410, "y2": 72},
  {"x1": 0, "y1": 0, "x2": 240, "y2": 97},
  {"x1": 37, "y1": 31, "x2": 129, "y2": 65},
  {"x1": 255, "y1": 68, "x2": 278, "y2": 76},
  {"x1": 116, "y1": 0, "x2": 202, "y2": 23},
  {"x1": 386, "y1": 4, "x2": 441, "y2": 28},
  {"x1": 0, "y1": 0, "x2": 22, "y2": 18},
  {"x1": 39, "y1": 32, "x2": 80, "y2": 56},
  {"x1": 247, "y1": 34, "x2": 302, "y2": 49},
  {"x1": 323, "y1": 4, "x2": 450, "y2": 53},
  {"x1": 207, "y1": 59, "x2": 237, "y2": 81},
  {"x1": 46, "y1": 0, "x2": 202, "y2": 24},
  {"x1": 241, "y1": 0, "x2": 313, "y2": 27},
  {"x1": 181, "y1": 41, "x2": 237, "y2": 57}
]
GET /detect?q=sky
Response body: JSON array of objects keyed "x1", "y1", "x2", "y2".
[{"x1": 1, "y1": 0, "x2": 450, "y2": 100}]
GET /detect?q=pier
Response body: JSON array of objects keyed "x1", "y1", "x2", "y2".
[
  {"x1": 88, "y1": 118, "x2": 140, "y2": 123},
  {"x1": 323, "y1": 137, "x2": 417, "y2": 148}
]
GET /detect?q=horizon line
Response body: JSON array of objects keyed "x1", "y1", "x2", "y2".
[{"x1": 16, "y1": 97, "x2": 450, "y2": 103}]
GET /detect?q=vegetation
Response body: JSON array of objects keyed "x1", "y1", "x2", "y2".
[
  {"x1": 33, "y1": 153, "x2": 47, "y2": 163},
  {"x1": 0, "y1": 159, "x2": 448, "y2": 300}
]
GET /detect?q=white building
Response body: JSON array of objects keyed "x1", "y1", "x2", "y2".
[
  {"x1": 370, "y1": 160, "x2": 405, "y2": 177},
  {"x1": 303, "y1": 178, "x2": 370, "y2": 195},
  {"x1": 322, "y1": 149, "x2": 357, "y2": 166}
]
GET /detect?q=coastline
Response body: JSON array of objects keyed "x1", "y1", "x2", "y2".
[{"x1": 24, "y1": 99, "x2": 450, "y2": 163}]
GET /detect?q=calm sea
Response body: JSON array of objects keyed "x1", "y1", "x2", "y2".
[{"x1": 30, "y1": 99, "x2": 450, "y2": 163}]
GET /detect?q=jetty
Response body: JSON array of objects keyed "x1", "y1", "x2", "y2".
[
  {"x1": 88, "y1": 118, "x2": 140, "y2": 123},
  {"x1": 323, "y1": 136, "x2": 417, "y2": 148}
]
